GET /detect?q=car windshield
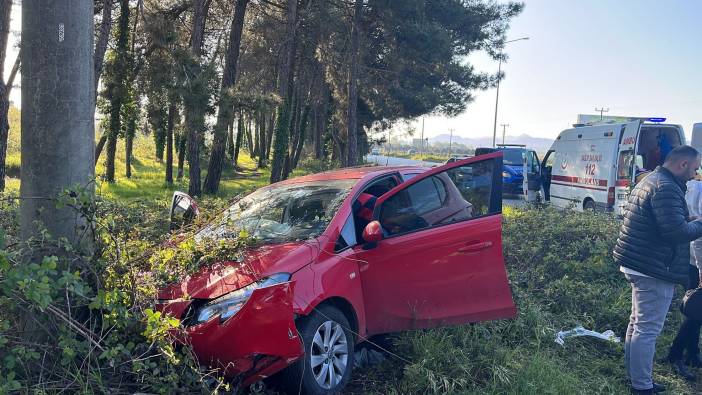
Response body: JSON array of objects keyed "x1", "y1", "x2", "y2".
[
  {"x1": 196, "y1": 179, "x2": 356, "y2": 244},
  {"x1": 502, "y1": 149, "x2": 524, "y2": 166}
]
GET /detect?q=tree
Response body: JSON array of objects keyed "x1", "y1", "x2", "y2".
[
  {"x1": 20, "y1": 0, "x2": 95, "y2": 244},
  {"x1": 345, "y1": 0, "x2": 363, "y2": 167},
  {"x1": 93, "y1": 0, "x2": 114, "y2": 164},
  {"x1": 103, "y1": 0, "x2": 131, "y2": 182},
  {"x1": 203, "y1": 0, "x2": 249, "y2": 194},
  {"x1": 269, "y1": 0, "x2": 297, "y2": 183},
  {"x1": 0, "y1": 0, "x2": 19, "y2": 191},
  {"x1": 183, "y1": 0, "x2": 212, "y2": 197}
]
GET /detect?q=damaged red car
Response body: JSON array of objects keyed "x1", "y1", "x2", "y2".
[{"x1": 156, "y1": 152, "x2": 516, "y2": 394}]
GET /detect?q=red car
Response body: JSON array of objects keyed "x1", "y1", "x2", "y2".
[{"x1": 157, "y1": 152, "x2": 516, "y2": 394}]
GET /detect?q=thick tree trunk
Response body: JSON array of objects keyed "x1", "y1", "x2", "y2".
[
  {"x1": 21, "y1": 0, "x2": 94, "y2": 243},
  {"x1": 185, "y1": 0, "x2": 212, "y2": 196},
  {"x1": 346, "y1": 0, "x2": 363, "y2": 167},
  {"x1": 166, "y1": 101, "x2": 176, "y2": 184},
  {"x1": 293, "y1": 105, "x2": 310, "y2": 169},
  {"x1": 203, "y1": 0, "x2": 248, "y2": 194}
]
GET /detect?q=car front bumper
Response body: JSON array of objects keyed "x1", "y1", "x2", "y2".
[{"x1": 156, "y1": 282, "x2": 303, "y2": 386}]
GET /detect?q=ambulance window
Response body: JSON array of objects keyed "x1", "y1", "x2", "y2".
[{"x1": 618, "y1": 150, "x2": 634, "y2": 181}]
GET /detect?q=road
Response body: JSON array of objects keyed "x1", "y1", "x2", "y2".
[{"x1": 364, "y1": 154, "x2": 526, "y2": 208}]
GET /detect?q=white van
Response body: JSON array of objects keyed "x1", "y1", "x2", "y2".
[{"x1": 541, "y1": 118, "x2": 690, "y2": 216}]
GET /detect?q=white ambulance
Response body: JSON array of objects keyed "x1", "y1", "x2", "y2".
[{"x1": 540, "y1": 117, "x2": 692, "y2": 216}]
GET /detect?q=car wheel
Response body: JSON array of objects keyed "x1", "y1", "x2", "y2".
[
  {"x1": 281, "y1": 305, "x2": 354, "y2": 394},
  {"x1": 583, "y1": 199, "x2": 596, "y2": 211}
]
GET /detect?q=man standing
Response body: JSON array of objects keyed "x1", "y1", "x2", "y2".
[{"x1": 614, "y1": 145, "x2": 702, "y2": 395}]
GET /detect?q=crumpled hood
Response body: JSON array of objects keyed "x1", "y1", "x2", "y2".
[{"x1": 157, "y1": 240, "x2": 319, "y2": 300}]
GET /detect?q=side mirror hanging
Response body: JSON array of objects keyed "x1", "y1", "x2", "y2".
[{"x1": 170, "y1": 191, "x2": 200, "y2": 230}]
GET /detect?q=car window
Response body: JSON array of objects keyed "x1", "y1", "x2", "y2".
[
  {"x1": 363, "y1": 175, "x2": 398, "y2": 197},
  {"x1": 379, "y1": 159, "x2": 495, "y2": 236},
  {"x1": 335, "y1": 214, "x2": 356, "y2": 251},
  {"x1": 401, "y1": 173, "x2": 421, "y2": 182}
]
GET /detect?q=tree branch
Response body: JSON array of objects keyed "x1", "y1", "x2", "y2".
[{"x1": 4, "y1": 47, "x2": 19, "y2": 99}]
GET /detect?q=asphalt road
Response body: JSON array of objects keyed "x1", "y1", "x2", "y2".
[{"x1": 364, "y1": 154, "x2": 526, "y2": 208}]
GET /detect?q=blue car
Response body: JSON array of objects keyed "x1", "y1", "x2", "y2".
[{"x1": 475, "y1": 145, "x2": 540, "y2": 195}]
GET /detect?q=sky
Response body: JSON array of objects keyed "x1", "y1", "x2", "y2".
[
  {"x1": 418, "y1": 0, "x2": 702, "y2": 141},
  {"x1": 5, "y1": 1, "x2": 702, "y2": 141}
]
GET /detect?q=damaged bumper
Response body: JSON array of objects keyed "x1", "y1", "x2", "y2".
[{"x1": 157, "y1": 282, "x2": 303, "y2": 385}]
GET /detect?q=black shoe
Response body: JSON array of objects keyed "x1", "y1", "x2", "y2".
[
  {"x1": 671, "y1": 358, "x2": 697, "y2": 381},
  {"x1": 652, "y1": 382, "x2": 666, "y2": 393},
  {"x1": 686, "y1": 354, "x2": 702, "y2": 368},
  {"x1": 631, "y1": 387, "x2": 654, "y2": 395}
]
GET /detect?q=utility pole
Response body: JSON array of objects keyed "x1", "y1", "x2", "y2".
[
  {"x1": 492, "y1": 36, "x2": 529, "y2": 147},
  {"x1": 595, "y1": 107, "x2": 609, "y2": 121},
  {"x1": 501, "y1": 123, "x2": 510, "y2": 145},
  {"x1": 420, "y1": 116, "x2": 425, "y2": 160},
  {"x1": 448, "y1": 128, "x2": 454, "y2": 159}
]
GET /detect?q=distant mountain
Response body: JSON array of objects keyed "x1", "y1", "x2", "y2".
[{"x1": 428, "y1": 133, "x2": 555, "y2": 152}]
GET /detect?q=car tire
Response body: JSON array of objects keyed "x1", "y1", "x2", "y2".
[
  {"x1": 281, "y1": 305, "x2": 354, "y2": 395},
  {"x1": 584, "y1": 199, "x2": 596, "y2": 211}
]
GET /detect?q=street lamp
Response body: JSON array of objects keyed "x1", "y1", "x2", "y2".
[{"x1": 492, "y1": 36, "x2": 529, "y2": 148}]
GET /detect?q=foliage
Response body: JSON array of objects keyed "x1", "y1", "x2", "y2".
[{"x1": 348, "y1": 207, "x2": 698, "y2": 394}]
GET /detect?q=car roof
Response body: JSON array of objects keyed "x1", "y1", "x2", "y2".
[{"x1": 275, "y1": 165, "x2": 427, "y2": 186}]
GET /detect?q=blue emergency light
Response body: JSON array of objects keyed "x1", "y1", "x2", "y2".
[{"x1": 647, "y1": 117, "x2": 666, "y2": 123}]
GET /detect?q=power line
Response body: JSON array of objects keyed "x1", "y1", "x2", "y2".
[{"x1": 595, "y1": 107, "x2": 609, "y2": 121}]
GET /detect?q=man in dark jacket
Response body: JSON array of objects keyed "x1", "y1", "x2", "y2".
[{"x1": 614, "y1": 145, "x2": 702, "y2": 395}]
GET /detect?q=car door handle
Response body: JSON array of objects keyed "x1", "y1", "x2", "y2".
[{"x1": 458, "y1": 241, "x2": 493, "y2": 253}]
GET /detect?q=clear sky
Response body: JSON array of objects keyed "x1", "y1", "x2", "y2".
[{"x1": 420, "y1": 0, "x2": 702, "y2": 140}]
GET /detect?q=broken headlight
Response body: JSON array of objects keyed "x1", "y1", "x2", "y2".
[{"x1": 192, "y1": 273, "x2": 291, "y2": 325}]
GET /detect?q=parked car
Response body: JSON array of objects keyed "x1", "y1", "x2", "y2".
[
  {"x1": 475, "y1": 145, "x2": 540, "y2": 196},
  {"x1": 444, "y1": 154, "x2": 471, "y2": 164},
  {"x1": 406, "y1": 148, "x2": 416, "y2": 155},
  {"x1": 157, "y1": 152, "x2": 516, "y2": 393}
]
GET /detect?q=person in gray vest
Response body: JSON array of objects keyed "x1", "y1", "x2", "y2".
[{"x1": 613, "y1": 145, "x2": 702, "y2": 394}]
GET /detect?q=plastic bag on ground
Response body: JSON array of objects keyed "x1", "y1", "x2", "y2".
[{"x1": 555, "y1": 325, "x2": 621, "y2": 346}]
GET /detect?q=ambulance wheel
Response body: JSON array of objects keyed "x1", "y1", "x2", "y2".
[{"x1": 583, "y1": 199, "x2": 595, "y2": 211}]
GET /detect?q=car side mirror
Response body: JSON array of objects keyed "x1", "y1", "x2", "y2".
[
  {"x1": 170, "y1": 191, "x2": 199, "y2": 231},
  {"x1": 362, "y1": 221, "x2": 383, "y2": 249}
]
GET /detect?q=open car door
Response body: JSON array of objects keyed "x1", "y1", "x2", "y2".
[{"x1": 353, "y1": 152, "x2": 517, "y2": 335}]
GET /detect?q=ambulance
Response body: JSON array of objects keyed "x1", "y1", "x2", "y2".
[{"x1": 540, "y1": 117, "x2": 694, "y2": 216}]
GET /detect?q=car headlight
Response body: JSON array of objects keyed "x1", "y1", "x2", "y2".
[
  {"x1": 192, "y1": 273, "x2": 291, "y2": 325},
  {"x1": 502, "y1": 171, "x2": 510, "y2": 178}
]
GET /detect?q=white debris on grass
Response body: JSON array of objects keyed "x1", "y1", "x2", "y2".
[{"x1": 555, "y1": 325, "x2": 621, "y2": 346}]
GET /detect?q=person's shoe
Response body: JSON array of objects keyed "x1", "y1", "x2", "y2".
[
  {"x1": 630, "y1": 387, "x2": 654, "y2": 395},
  {"x1": 671, "y1": 358, "x2": 697, "y2": 381},
  {"x1": 652, "y1": 382, "x2": 666, "y2": 393},
  {"x1": 686, "y1": 354, "x2": 702, "y2": 368}
]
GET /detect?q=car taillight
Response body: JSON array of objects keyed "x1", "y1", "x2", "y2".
[{"x1": 607, "y1": 187, "x2": 615, "y2": 207}]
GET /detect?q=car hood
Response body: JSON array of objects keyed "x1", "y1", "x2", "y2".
[
  {"x1": 504, "y1": 165, "x2": 523, "y2": 176},
  {"x1": 157, "y1": 240, "x2": 319, "y2": 300}
]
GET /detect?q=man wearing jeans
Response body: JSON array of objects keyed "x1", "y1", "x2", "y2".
[{"x1": 614, "y1": 145, "x2": 702, "y2": 394}]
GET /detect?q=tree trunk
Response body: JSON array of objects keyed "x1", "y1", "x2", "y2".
[
  {"x1": 165, "y1": 101, "x2": 176, "y2": 184},
  {"x1": 203, "y1": 0, "x2": 248, "y2": 194},
  {"x1": 257, "y1": 111, "x2": 266, "y2": 168},
  {"x1": 270, "y1": 0, "x2": 297, "y2": 183},
  {"x1": 177, "y1": 132, "x2": 186, "y2": 180},
  {"x1": 233, "y1": 114, "x2": 244, "y2": 167},
  {"x1": 94, "y1": 0, "x2": 112, "y2": 100},
  {"x1": 245, "y1": 117, "x2": 254, "y2": 157},
  {"x1": 293, "y1": 105, "x2": 310, "y2": 169},
  {"x1": 21, "y1": 0, "x2": 94, "y2": 244},
  {"x1": 346, "y1": 0, "x2": 363, "y2": 167},
  {"x1": 104, "y1": 0, "x2": 130, "y2": 182},
  {"x1": 0, "y1": 0, "x2": 14, "y2": 191},
  {"x1": 94, "y1": 135, "x2": 107, "y2": 164},
  {"x1": 125, "y1": 134, "x2": 133, "y2": 178},
  {"x1": 184, "y1": 0, "x2": 212, "y2": 196},
  {"x1": 265, "y1": 111, "x2": 275, "y2": 161},
  {"x1": 227, "y1": 121, "x2": 234, "y2": 160}
]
